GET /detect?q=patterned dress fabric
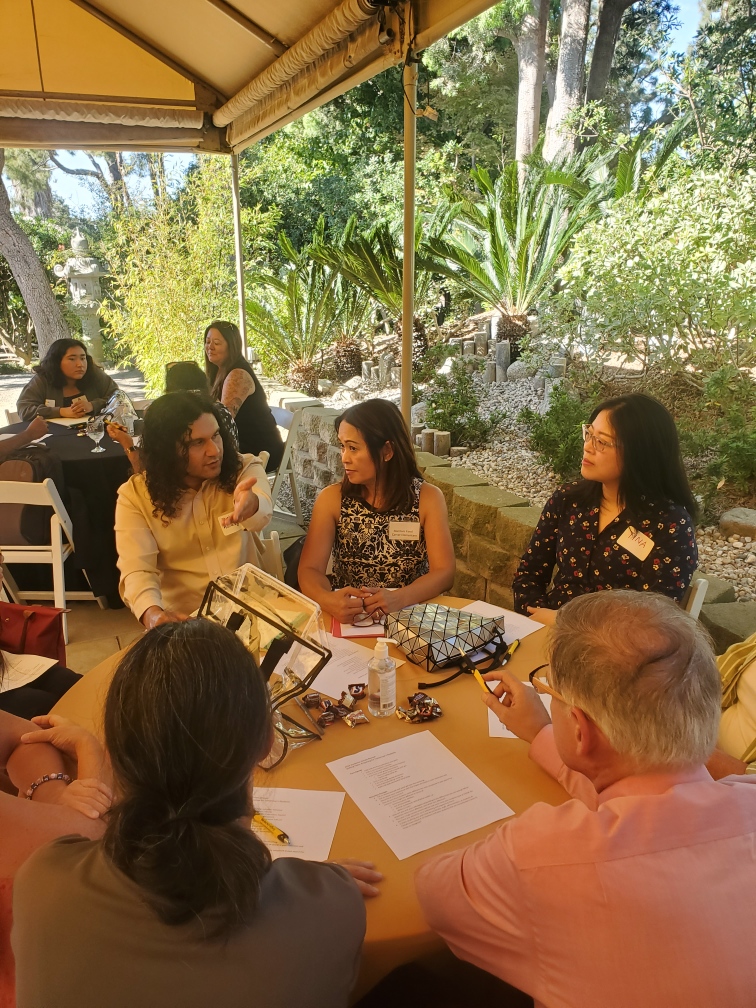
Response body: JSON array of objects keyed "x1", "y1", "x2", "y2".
[
  {"x1": 512, "y1": 482, "x2": 698, "y2": 614},
  {"x1": 331, "y1": 478, "x2": 429, "y2": 589}
]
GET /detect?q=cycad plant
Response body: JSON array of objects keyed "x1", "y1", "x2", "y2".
[
  {"x1": 311, "y1": 211, "x2": 452, "y2": 368},
  {"x1": 247, "y1": 228, "x2": 343, "y2": 395},
  {"x1": 421, "y1": 161, "x2": 604, "y2": 342}
]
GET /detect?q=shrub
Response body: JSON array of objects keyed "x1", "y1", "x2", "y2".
[
  {"x1": 425, "y1": 359, "x2": 504, "y2": 448},
  {"x1": 519, "y1": 382, "x2": 597, "y2": 480}
]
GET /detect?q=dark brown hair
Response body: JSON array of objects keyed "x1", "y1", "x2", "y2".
[
  {"x1": 336, "y1": 398, "x2": 422, "y2": 512},
  {"x1": 141, "y1": 391, "x2": 240, "y2": 522},
  {"x1": 577, "y1": 393, "x2": 697, "y2": 519},
  {"x1": 35, "y1": 338, "x2": 103, "y2": 392},
  {"x1": 203, "y1": 321, "x2": 253, "y2": 399},
  {"x1": 102, "y1": 620, "x2": 272, "y2": 939}
]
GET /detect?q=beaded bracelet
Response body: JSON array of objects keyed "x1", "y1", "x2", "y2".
[{"x1": 25, "y1": 773, "x2": 72, "y2": 800}]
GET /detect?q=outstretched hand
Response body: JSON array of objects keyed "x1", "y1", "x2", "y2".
[
  {"x1": 224, "y1": 476, "x2": 260, "y2": 525},
  {"x1": 332, "y1": 858, "x2": 383, "y2": 898}
]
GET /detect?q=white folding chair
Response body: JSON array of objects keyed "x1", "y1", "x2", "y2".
[
  {"x1": 269, "y1": 407, "x2": 303, "y2": 524},
  {"x1": 0, "y1": 478, "x2": 97, "y2": 642},
  {"x1": 4, "y1": 409, "x2": 20, "y2": 425},
  {"x1": 258, "y1": 529, "x2": 284, "y2": 582},
  {"x1": 683, "y1": 577, "x2": 708, "y2": 619}
]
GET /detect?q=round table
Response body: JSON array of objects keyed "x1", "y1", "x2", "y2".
[
  {"x1": 0, "y1": 419, "x2": 131, "y2": 604},
  {"x1": 51, "y1": 599, "x2": 564, "y2": 1000}
]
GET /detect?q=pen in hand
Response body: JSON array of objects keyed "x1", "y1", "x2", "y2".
[{"x1": 253, "y1": 813, "x2": 290, "y2": 845}]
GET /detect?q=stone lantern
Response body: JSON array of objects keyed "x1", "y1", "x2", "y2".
[{"x1": 53, "y1": 229, "x2": 107, "y2": 362}]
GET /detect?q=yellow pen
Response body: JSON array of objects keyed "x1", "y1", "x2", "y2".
[
  {"x1": 253, "y1": 813, "x2": 290, "y2": 845},
  {"x1": 472, "y1": 668, "x2": 496, "y2": 694},
  {"x1": 505, "y1": 639, "x2": 521, "y2": 661}
]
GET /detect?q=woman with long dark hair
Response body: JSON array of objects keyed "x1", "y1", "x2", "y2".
[
  {"x1": 12, "y1": 620, "x2": 376, "y2": 1008},
  {"x1": 513, "y1": 393, "x2": 698, "y2": 624},
  {"x1": 204, "y1": 321, "x2": 284, "y2": 471},
  {"x1": 17, "y1": 339, "x2": 118, "y2": 421},
  {"x1": 299, "y1": 398, "x2": 455, "y2": 624}
]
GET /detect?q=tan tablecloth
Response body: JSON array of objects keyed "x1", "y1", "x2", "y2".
[{"x1": 52, "y1": 598, "x2": 565, "y2": 999}]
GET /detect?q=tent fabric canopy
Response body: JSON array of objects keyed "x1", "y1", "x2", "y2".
[{"x1": 0, "y1": 0, "x2": 496, "y2": 152}]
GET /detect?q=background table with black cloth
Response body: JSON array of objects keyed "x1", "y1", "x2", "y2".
[{"x1": 0, "y1": 420, "x2": 131, "y2": 607}]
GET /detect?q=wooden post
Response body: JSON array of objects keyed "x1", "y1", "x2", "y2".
[
  {"x1": 400, "y1": 56, "x2": 418, "y2": 426},
  {"x1": 230, "y1": 152, "x2": 248, "y2": 355}
]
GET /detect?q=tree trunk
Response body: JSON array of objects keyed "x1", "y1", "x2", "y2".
[
  {"x1": 543, "y1": 0, "x2": 591, "y2": 161},
  {"x1": 0, "y1": 150, "x2": 70, "y2": 357},
  {"x1": 585, "y1": 0, "x2": 637, "y2": 104},
  {"x1": 508, "y1": 0, "x2": 550, "y2": 163}
]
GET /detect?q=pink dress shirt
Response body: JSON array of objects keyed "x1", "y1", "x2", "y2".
[{"x1": 415, "y1": 726, "x2": 756, "y2": 1008}]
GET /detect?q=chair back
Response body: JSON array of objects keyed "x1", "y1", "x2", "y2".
[
  {"x1": 683, "y1": 577, "x2": 708, "y2": 619},
  {"x1": 258, "y1": 530, "x2": 284, "y2": 582},
  {"x1": 0, "y1": 479, "x2": 73, "y2": 544},
  {"x1": 270, "y1": 406, "x2": 294, "y2": 430},
  {"x1": 4, "y1": 409, "x2": 19, "y2": 425}
]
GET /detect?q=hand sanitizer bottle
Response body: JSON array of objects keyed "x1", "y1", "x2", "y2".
[{"x1": 368, "y1": 638, "x2": 397, "y2": 718}]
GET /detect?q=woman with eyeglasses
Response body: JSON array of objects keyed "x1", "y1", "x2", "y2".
[
  {"x1": 204, "y1": 321, "x2": 284, "y2": 472},
  {"x1": 512, "y1": 393, "x2": 698, "y2": 625}
]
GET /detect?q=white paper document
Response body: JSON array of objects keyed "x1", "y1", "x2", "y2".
[
  {"x1": 0, "y1": 651, "x2": 58, "y2": 693},
  {"x1": 326, "y1": 731, "x2": 513, "y2": 860},
  {"x1": 312, "y1": 633, "x2": 403, "y2": 700},
  {"x1": 488, "y1": 688, "x2": 552, "y2": 738},
  {"x1": 460, "y1": 601, "x2": 543, "y2": 642},
  {"x1": 336, "y1": 620, "x2": 385, "y2": 638},
  {"x1": 47, "y1": 417, "x2": 86, "y2": 428},
  {"x1": 250, "y1": 787, "x2": 345, "y2": 861}
]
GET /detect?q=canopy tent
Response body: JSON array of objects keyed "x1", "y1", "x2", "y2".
[{"x1": 1, "y1": 0, "x2": 498, "y2": 417}]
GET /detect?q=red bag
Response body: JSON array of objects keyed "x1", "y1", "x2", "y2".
[{"x1": 0, "y1": 602, "x2": 66, "y2": 665}]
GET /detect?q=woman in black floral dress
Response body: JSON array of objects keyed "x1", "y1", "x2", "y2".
[
  {"x1": 299, "y1": 399, "x2": 455, "y2": 624},
  {"x1": 513, "y1": 394, "x2": 698, "y2": 625}
]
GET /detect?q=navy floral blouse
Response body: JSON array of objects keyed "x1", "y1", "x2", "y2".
[{"x1": 512, "y1": 483, "x2": 698, "y2": 614}]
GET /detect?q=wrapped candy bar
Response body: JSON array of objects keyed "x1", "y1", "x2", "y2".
[
  {"x1": 317, "y1": 710, "x2": 338, "y2": 728},
  {"x1": 348, "y1": 683, "x2": 367, "y2": 699},
  {"x1": 396, "y1": 691, "x2": 442, "y2": 723},
  {"x1": 303, "y1": 692, "x2": 321, "y2": 708},
  {"x1": 344, "y1": 710, "x2": 369, "y2": 728},
  {"x1": 339, "y1": 691, "x2": 357, "y2": 711},
  {"x1": 319, "y1": 698, "x2": 334, "y2": 711},
  {"x1": 333, "y1": 703, "x2": 352, "y2": 718}
]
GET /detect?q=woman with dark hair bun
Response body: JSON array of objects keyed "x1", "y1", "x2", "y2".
[
  {"x1": 299, "y1": 398, "x2": 455, "y2": 624},
  {"x1": 17, "y1": 338, "x2": 118, "y2": 421},
  {"x1": 12, "y1": 619, "x2": 378, "y2": 1008},
  {"x1": 204, "y1": 321, "x2": 284, "y2": 471},
  {"x1": 513, "y1": 392, "x2": 698, "y2": 624}
]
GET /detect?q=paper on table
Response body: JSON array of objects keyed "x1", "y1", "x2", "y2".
[
  {"x1": 460, "y1": 601, "x2": 543, "y2": 643},
  {"x1": 334, "y1": 620, "x2": 385, "y2": 638},
  {"x1": 312, "y1": 633, "x2": 403, "y2": 699},
  {"x1": 488, "y1": 688, "x2": 552, "y2": 738},
  {"x1": 327, "y1": 731, "x2": 513, "y2": 860},
  {"x1": 250, "y1": 787, "x2": 344, "y2": 861},
  {"x1": 0, "y1": 433, "x2": 15, "y2": 441},
  {"x1": 47, "y1": 417, "x2": 85, "y2": 428},
  {"x1": 0, "y1": 651, "x2": 58, "y2": 693}
]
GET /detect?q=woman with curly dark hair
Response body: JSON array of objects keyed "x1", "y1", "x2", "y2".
[
  {"x1": 17, "y1": 338, "x2": 118, "y2": 421},
  {"x1": 114, "y1": 392, "x2": 272, "y2": 628}
]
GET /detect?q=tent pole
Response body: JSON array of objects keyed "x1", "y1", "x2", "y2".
[
  {"x1": 230, "y1": 151, "x2": 248, "y2": 354},
  {"x1": 400, "y1": 55, "x2": 417, "y2": 426}
]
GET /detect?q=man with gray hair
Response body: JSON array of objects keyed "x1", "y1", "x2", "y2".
[{"x1": 416, "y1": 590, "x2": 756, "y2": 1007}]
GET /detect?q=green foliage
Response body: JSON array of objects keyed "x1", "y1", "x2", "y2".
[
  {"x1": 100, "y1": 156, "x2": 277, "y2": 393},
  {"x1": 685, "y1": 367, "x2": 756, "y2": 492},
  {"x1": 518, "y1": 383, "x2": 592, "y2": 480},
  {"x1": 423, "y1": 159, "x2": 603, "y2": 318},
  {"x1": 425, "y1": 359, "x2": 504, "y2": 447},
  {"x1": 246, "y1": 226, "x2": 351, "y2": 379},
  {"x1": 538, "y1": 167, "x2": 756, "y2": 376}
]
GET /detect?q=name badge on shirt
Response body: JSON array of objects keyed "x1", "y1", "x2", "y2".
[
  {"x1": 388, "y1": 520, "x2": 421, "y2": 542},
  {"x1": 218, "y1": 512, "x2": 242, "y2": 536},
  {"x1": 45, "y1": 399, "x2": 55, "y2": 407},
  {"x1": 617, "y1": 526, "x2": 654, "y2": 560}
]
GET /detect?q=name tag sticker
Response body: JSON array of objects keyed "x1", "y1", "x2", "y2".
[
  {"x1": 617, "y1": 526, "x2": 654, "y2": 560},
  {"x1": 218, "y1": 512, "x2": 242, "y2": 536},
  {"x1": 388, "y1": 520, "x2": 421, "y2": 542},
  {"x1": 45, "y1": 399, "x2": 55, "y2": 408}
]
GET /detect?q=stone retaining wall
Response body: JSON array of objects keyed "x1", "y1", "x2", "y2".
[{"x1": 415, "y1": 451, "x2": 539, "y2": 610}]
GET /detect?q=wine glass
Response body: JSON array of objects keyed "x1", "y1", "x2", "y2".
[{"x1": 87, "y1": 416, "x2": 106, "y2": 453}]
